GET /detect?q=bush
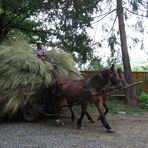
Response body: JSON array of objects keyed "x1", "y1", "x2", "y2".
[{"x1": 138, "y1": 91, "x2": 148, "y2": 109}]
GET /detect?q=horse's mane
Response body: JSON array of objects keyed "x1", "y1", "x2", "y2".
[
  {"x1": 101, "y1": 69, "x2": 110, "y2": 80},
  {"x1": 87, "y1": 69, "x2": 110, "y2": 88}
]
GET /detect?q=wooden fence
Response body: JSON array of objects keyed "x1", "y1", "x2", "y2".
[{"x1": 81, "y1": 71, "x2": 148, "y2": 93}]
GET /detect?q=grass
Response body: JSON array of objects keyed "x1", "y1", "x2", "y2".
[
  {"x1": 73, "y1": 98, "x2": 148, "y2": 114},
  {"x1": 107, "y1": 98, "x2": 148, "y2": 114}
]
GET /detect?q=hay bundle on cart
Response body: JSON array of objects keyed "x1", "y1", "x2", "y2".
[{"x1": 0, "y1": 40, "x2": 82, "y2": 120}]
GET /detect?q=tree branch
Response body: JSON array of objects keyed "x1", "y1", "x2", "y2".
[
  {"x1": 91, "y1": 9, "x2": 116, "y2": 25},
  {"x1": 3, "y1": 4, "x2": 33, "y2": 28},
  {"x1": 11, "y1": 25, "x2": 51, "y2": 34},
  {"x1": 124, "y1": 7, "x2": 148, "y2": 17},
  {"x1": 91, "y1": 14, "x2": 118, "y2": 46},
  {"x1": 92, "y1": 0, "x2": 112, "y2": 19}
]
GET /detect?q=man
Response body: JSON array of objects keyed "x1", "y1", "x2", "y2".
[{"x1": 32, "y1": 41, "x2": 47, "y2": 60}]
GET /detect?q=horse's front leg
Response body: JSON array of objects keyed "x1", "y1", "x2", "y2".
[
  {"x1": 97, "y1": 97, "x2": 109, "y2": 120},
  {"x1": 96, "y1": 99, "x2": 114, "y2": 133},
  {"x1": 77, "y1": 104, "x2": 87, "y2": 130},
  {"x1": 103, "y1": 99, "x2": 109, "y2": 116}
]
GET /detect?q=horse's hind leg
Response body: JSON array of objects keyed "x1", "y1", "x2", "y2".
[
  {"x1": 77, "y1": 104, "x2": 87, "y2": 129},
  {"x1": 69, "y1": 106, "x2": 75, "y2": 122},
  {"x1": 55, "y1": 111, "x2": 65, "y2": 126},
  {"x1": 85, "y1": 111, "x2": 95, "y2": 123},
  {"x1": 69, "y1": 106, "x2": 95, "y2": 123},
  {"x1": 54, "y1": 99, "x2": 65, "y2": 126}
]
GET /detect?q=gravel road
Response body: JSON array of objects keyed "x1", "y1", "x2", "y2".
[{"x1": 0, "y1": 111, "x2": 148, "y2": 148}]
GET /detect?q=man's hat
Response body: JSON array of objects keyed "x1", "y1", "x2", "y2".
[{"x1": 36, "y1": 40, "x2": 43, "y2": 44}]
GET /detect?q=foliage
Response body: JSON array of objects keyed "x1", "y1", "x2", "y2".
[
  {"x1": 132, "y1": 64, "x2": 148, "y2": 72},
  {"x1": 86, "y1": 55, "x2": 104, "y2": 70},
  {"x1": 0, "y1": 0, "x2": 102, "y2": 66},
  {"x1": 92, "y1": 0, "x2": 148, "y2": 66},
  {"x1": 138, "y1": 91, "x2": 148, "y2": 109},
  {"x1": 0, "y1": 0, "x2": 42, "y2": 40},
  {"x1": 0, "y1": 0, "x2": 148, "y2": 68},
  {"x1": 0, "y1": 39, "x2": 82, "y2": 117}
]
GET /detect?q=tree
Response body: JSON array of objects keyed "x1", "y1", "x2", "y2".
[
  {"x1": 116, "y1": 0, "x2": 138, "y2": 105},
  {"x1": 0, "y1": 0, "x2": 43, "y2": 40},
  {"x1": 90, "y1": 0, "x2": 148, "y2": 105},
  {"x1": 0, "y1": 0, "x2": 102, "y2": 66}
]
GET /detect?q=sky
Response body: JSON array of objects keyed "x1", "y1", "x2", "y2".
[{"x1": 87, "y1": 0, "x2": 148, "y2": 66}]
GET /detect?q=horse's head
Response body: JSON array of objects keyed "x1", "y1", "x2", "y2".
[{"x1": 102, "y1": 65, "x2": 124, "y2": 89}]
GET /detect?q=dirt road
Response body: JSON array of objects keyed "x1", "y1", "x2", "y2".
[{"x1": 0, "y1": 111, "x2": 148, "y2": 148}]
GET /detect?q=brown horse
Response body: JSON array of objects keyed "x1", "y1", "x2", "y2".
[
  {"x1": 48, "y1": 65, "x2": 125, "y2": 132},
  {"x1": 66, "y1": 67, "x2": 127, "y2": 124}
]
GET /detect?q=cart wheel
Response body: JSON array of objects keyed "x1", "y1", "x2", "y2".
[{"x1": 22, "y1": 103, "x2": 39, "y2": 122}]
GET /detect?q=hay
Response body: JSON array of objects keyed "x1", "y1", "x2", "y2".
[
  {"x1": 0, "y1": 40, "x2": 82, "y2": 117},
  {"x1": 46, "y1": 49, "x2": 82, "y2": 79}
]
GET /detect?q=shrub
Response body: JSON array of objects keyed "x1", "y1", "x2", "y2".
[{"x1": 138, "y1": 91, "x2": 148, "y2": 109}]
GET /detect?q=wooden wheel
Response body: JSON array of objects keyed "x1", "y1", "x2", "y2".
[{"x1": 22, "y1": 103, "x2": 39, "y2": 122}]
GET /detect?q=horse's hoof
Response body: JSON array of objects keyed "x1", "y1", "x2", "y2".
[
  {"x1": 77, "y1": 126, "x2": 83, "y2": 130},
  {"x1": 107, "y1": 129, "x2": 115, "y2": 133},
  {"x1": 90, "y1": 119, "x2": 95, "y2": 123},
  {"x1": 97, "y1": 117, "x2": 101, "y2": 121},
  {"x1": 55, "y1": 119, "x2": 64, "y2": 126},
  {"x1": 55, "y1": 119, "x2": 61, "y2": 126},
  {"x1": 60, "y1": 120, "x2": 65, "y2": 126}
]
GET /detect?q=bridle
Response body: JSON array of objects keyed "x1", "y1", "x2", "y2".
[{"x1": 107, "y1": 70, "x2": 122, "y2": 88}]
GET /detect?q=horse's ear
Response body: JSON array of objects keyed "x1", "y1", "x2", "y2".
[
  {"x1": 117, "y1": 68, "x2": 128, "y2": 86},
  {"x1": 110, "y1": 64, "x2": 115, "y2": 71},
  {"x1": 117, "y1": 68, "x2": 122, "y2": 74}
]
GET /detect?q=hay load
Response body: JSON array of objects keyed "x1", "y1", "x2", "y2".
[{"x1": 0, "y1": 40, "x2": 82, "y2": 118}]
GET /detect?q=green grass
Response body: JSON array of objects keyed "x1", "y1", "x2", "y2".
[
  {"x1": 107, "y1": 98, "x2": 148, "y2": 114},
  {"x1": 73, "y1": 98, "x2": 148, "y2": 114}
]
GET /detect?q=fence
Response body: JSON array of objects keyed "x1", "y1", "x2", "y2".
[{"x1": 81, "y1": 71, "x2": 148, "y2": 93}]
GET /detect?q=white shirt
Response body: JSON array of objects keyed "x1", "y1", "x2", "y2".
[{"x1": 32, "y1": 47, "x2": 47, "y2": 56}]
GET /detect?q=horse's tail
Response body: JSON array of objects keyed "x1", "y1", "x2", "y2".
[
  {"x1": 48, "y1": 80, "x2": 57, "y2": 95},
  {"x1": 47, "y1": 80, "x2": 60, "y2": 114},
  {"x1": 48, "y1": 80, "x2": 66, "y2": 115}
]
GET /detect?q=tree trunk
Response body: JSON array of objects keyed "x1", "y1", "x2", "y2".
[{"x1": 116, "y1": 0, "x2": 138, "y2": 106}]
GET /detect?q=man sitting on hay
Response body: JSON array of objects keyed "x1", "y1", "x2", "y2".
[{"x1": 32, "y1": 41, "x2": 47, "y2": 60}]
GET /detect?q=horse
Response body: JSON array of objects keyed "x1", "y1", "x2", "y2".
[
  {"x1": 47, "y1": 65, "x2": 125, "y2": 132},
  {"x1": 63, "y1": 65, "x2": 128, "y2": 123},
  {"x1": 66, "y1": 67, "x2": 127, "y2": 124}
]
